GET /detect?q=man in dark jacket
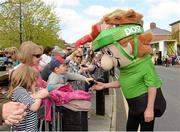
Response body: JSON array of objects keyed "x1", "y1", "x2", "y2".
[{"x1": 0, "y1": 93, "x2": 26, "y2": 125}]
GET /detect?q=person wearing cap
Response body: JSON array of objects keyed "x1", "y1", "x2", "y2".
[{"x1": 47, "y1": 56, "x2": 94, "y2": 92}]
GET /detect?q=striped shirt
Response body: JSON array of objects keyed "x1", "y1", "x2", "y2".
[{"x1": 11, "y1": 87, "x2": 37, "y2": 131}]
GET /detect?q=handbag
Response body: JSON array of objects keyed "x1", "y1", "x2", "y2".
[{"x1": 154, "y1": 88, "x2": 166, "y2": 117}]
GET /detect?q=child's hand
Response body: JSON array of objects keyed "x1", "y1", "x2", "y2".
[
  {"x1": 33, "y1": 89, "x2": 49, "y2": 99},
  {"x1": 85, "y1": 78, "x2": 94, "y2": 84},
  {"x1": 39, "y1": 89, "x2": 49, "y2": 98}
]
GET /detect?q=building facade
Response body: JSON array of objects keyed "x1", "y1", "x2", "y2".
[
  {"x1": 146, "y1": 22, "x2": 177, "y2": 57},
  {"x1": 170, "y1": 20, "x2": 180, "y2": 55}
]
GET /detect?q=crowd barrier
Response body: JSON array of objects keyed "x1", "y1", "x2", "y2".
[{"x1": 0, "y1": 66, "x2": 110, "y2": 131}]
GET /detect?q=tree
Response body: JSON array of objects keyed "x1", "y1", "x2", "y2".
[{"x1": 0, "y1": 0, "x2": 64, "y2": 48}]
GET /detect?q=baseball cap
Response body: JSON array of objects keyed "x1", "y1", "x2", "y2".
[{"x1": 50, "y1": 55, "x2": 69, "y2": 70}]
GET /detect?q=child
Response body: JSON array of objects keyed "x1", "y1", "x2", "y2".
[
  {"x1": 47, "y1": 56, "x2": 94, "y2": 92},
  {"x1": 7, "y1": 64, "x2": 49, "y2": 131}
]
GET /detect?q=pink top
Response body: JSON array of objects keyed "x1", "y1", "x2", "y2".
[
  {"x1": 32, "y1": 65, "x2": 47, "y2": 88},
  {"x1": 45, "y1": 84, "x2": 91, "y2": 121}
]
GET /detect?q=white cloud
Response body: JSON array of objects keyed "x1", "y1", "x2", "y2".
[
  {"x1": 0, "y1": 0, "x2": 7, "y2": 4},
  {"x1": 42, "y1": 0, "x2": 180, "y2": 43},
  {"x1": 146, "y1": 0, "x2": 177, "y2": 4},
  {"x1": 143, "y1": 23, "x2": 150, "y2": 31},
  {"x1": 61, "y1": 0, "x2": 80, "y2": 6},
  {"x1": 146, "y1": 0, "x2": 180, "y2": 20},
  {"x1": 55, "y1": 8, "x2": 96, "y2": 43},
  {"x1": 43, "y1": 0, "x2": 80, "y2": 7},
  {"x1": 54, "y1": 4, "x2": 131, "y2": 43},
  {"x1": 84, "y1": 5, "x2": 130, "y2": 17},
  {"x1": 84, "y1": 5, "x2": 116, "y2": 17}
]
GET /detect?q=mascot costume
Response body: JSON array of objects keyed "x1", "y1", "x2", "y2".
[{"x1": 75, "y1": 9, "x2": 166, "y2": 131}]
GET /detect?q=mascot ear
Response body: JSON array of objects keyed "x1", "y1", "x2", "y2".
[
  {"x1": 126, "y1": 9, "x2": 143, "y2": 19},
  {"x1": 138, "y1": 32, "x2": 152, "y2": 45},
  {"x1": 126, "y1": 9, "x2": 143, "y2": 25},
  {"x1": 126, "y1": 9, "x2": 135, "y2": 17}
]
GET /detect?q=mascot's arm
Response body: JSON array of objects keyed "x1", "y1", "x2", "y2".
[
  {"x1": 144, "y1": 87, "x2": 157, "y2": 122},
  {"x1": 91, "y1": 80, "x2": 120, "y2": 91}
]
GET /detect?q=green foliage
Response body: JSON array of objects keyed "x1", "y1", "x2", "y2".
[{"x1": 0, "y1": 0, "x2": 64, "y2": 48}]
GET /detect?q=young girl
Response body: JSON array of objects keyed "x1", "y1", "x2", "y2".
[{"x1": 7, "y1": 64, "x2": 49, "y2": 131}]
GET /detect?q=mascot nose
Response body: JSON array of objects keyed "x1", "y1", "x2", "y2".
[{"x1": 101, "y1": 54, "x2": 115, "y2": 71}]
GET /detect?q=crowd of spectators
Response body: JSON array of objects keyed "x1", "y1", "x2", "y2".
[
  {"x1": 0, "y1": 41, "x2": 104, "y2": 131},
  {"x1": 153, "y1": 54, "x2": 180, "y2": 67}
]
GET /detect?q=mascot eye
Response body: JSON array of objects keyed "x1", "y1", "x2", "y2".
[
  {"x1": 104, "y1": 49, "x2": 113, "y2": 57},
  {"x1": 107, "y1": 50, "x2": 112, "y2": 56},
  {"x1": 106, "y1": 50, "x2": 113, "y2": 56}
]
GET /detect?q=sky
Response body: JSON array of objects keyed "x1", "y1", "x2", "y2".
[
  {"x1": 1, "y1": 0, "x2": 180, "y2": 44},
  {"x1": 42, "y1": 0, "x2": 180, "y2": 44}
]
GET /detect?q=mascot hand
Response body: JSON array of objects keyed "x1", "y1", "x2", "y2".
[
  {"x1": 75, "y1": 24, "x2": 101, "y2": 48},
  {"x1": 75, "y1": 34, "x2": 93, "y2": 47},
  {"x1": 90, "y1": 24, "x2": 101, "y2": 39},
  {"x1": 90, "y1": 81, "x2": 106, "y2": 91}
]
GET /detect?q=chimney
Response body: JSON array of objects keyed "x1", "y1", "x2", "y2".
[{"x1": 150, "y1": 22, "x2": 156, "y2": 29}]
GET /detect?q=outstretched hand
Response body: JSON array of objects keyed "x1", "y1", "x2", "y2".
[
  {"x1": 90, "y1": 81, "x2": 106, "y2": 91},
  {"x1": 85, "y1": 78, "x2": 94, "y2": 84}
]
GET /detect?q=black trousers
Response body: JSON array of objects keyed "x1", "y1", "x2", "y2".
[
  {"x1": 126, "y1": 111, "x2": 155, "y2": 131},
  {"x1": 126, "y1": 88, "x2": 166, "y2": 131}
]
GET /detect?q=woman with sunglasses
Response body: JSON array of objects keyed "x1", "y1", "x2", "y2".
[
  {"x1": 15, "y1": 41, "x2": 47, "y2": 89},
  {"x1": 68, "y1": 51, "x2": 83, "y2": 74}
]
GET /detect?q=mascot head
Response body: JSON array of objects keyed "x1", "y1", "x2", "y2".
[{"x1": 75, "y1": 9, "x2": 153, "y2": 71}]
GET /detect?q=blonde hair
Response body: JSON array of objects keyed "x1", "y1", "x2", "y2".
[
  {"x1": 4, "y1": 48, "x2": 9, "y2": 54},
  {"x1": 8, "y1": 47, "x2": 18, "y2": 55},
  {"x1": 72, "y1": 50, "x2": 83, "y2": 61},
  {"x1": 7, "y1": 64, "x2": 38, "y2": 99},
  {"x1": 8, "y1": 47, "x2": 19, "y2": 61},
  {"x1": 17, "y1": 41, "x2": 43, "y2": 64}
]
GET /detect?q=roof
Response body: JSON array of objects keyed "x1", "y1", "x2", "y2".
[
  {"x1": 145, "y1": 27, "x2": 171, "y2": 35},
  {"x1": 169, "y1": 20, "x2": 180, "y2": 26}
]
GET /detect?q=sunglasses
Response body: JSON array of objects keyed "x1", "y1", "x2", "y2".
[
  {"x1": 76, "y1": 55, "x2": 82, "y2": 58},
  {"x1": 33, "y1": 54, "x2": 42, "y2": 58}
]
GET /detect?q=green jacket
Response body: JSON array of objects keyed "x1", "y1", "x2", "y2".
[{"x1": 119, "y1": 55, "x2": 162, "y2": 99}]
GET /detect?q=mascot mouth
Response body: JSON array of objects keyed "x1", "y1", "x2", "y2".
[
  {"x1": 116, "y1": 58, "x2": 121, "y2": 67},
  {"x1": 101, "y1": 54, "x2": 121, "y2": 71}
]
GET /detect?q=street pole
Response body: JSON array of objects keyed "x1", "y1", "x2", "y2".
[{"x1": 19, "y1": 0, "x2": 22, "y2": 45}]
